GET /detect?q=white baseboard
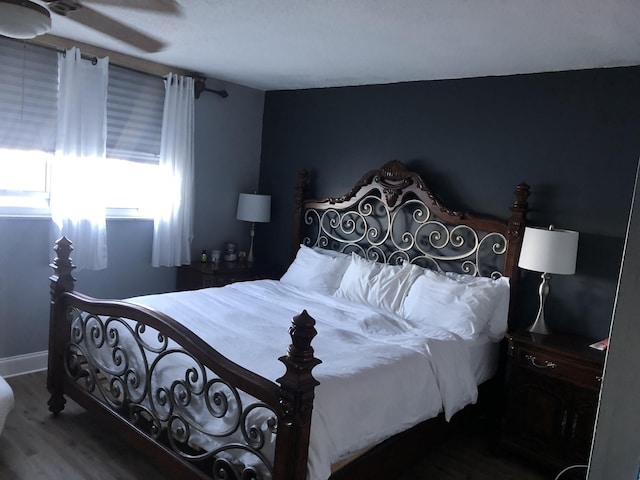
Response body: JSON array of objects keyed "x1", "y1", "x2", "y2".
[{"x1": 0, "y1": 351, "x2": 48, "y2": 378}]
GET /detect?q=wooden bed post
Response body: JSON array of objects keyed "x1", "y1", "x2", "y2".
[
  {"x1": 290, "y1": 169, "x2": 309, "y2": 262},
  {"x1": 505, "y1": 182, "x2": 530, "y2": 319},
  {"x1": 505, "y1": 182, "x2": 530, "y2": 271},
  {"x1": 47, "y1": 236, "x2": 76, "y2": 415},
  {"x1": 274, "y1": 310, "x2": 321, "y2": 480}
]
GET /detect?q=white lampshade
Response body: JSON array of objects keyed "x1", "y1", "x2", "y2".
[
  {"x1": 236, "y1": 193, "x2": 271, "y2": 223},
  {"x1": 518, "y1": 226, "x2": 579, "y2": 275},
  {"x1": 0, "y1": 1, "x2": 52, "y2": 39}
]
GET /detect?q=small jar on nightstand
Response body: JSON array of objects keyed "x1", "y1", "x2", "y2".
[{"x1": 500, "y1": 331, "x2": 605, "y2": 471}]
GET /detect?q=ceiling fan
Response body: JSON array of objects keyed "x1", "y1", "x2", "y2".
[{"x1": 0, "y1": 0, "x2": 178, "y2": 52}]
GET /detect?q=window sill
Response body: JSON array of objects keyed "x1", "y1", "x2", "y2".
[{"x1": 0, "y1": 207, "x2": 153, "y2": 220}]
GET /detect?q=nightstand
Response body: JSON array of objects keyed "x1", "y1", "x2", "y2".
[
  {"x1": 176, "y1": 261, "x2": 279, "y2": 291},
  {"x1": 501, "y1": 331, "x2": 605, "y2": 471}
]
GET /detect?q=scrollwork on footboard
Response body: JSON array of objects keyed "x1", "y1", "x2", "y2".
[
  {"x1": 64, "y1": 306, "x2": 278, "y2": 479},
  {"x1": 48, "y1": 237, "x2": 321, "y2": 480}
]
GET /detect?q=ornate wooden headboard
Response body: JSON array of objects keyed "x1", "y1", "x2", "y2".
[{"x1": 291, "y1": 160, "x2": 529, "y2": 290}]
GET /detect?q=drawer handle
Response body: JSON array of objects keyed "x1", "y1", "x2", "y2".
[{"x1": 525, "y1": 354, "x2": 557, "y2": 369}]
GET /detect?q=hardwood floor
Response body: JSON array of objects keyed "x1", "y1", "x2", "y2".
[
  {"x1": 0, "y1": 371, "x2": 556, "y2": 480},
  {"x1": 0, "y1": 371, "x2": 172, "y2": 480},
  {"x1": 395, "y1": 417, "x2": 555, "y2": 480}
]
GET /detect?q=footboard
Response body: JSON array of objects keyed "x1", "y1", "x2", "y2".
[{"x1": 46, "y1": 237, "x2": 320, "y2": 480}]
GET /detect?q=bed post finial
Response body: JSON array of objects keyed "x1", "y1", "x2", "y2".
[
  {"x1": 507, "y1": 182, "x2": 530, "y2": 243},
  {"x1": 512, "y1": 182, "x2": 530, "y2": 213},
  {"x1": 291, "y1": 169, "x2": 309, "y2": 261},
  {"x1": 275, "y1": 309, "x2": 321, "y2": 480},
  {"x1": 49, "y1": 236, "x2": 76, "y2": 301},
  {"x1": 504, "y1": 182, "x2": 530, "y2": 322}
]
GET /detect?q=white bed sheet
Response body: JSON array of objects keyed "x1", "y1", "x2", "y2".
[
  {"x1": 466, "y1": 335, "x2": 500, "y2": 385},
  {"x1": 127, "y1": 279, "x2": 481, "y2": 480}
]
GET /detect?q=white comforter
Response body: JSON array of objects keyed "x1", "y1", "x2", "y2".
[{"x1": 129, "y1": 280, "x2": 478, "y2": 480}]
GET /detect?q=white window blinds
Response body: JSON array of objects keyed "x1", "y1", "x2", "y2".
[
  {"x1": 107, "y1": 65, "x2": 164, "y2": 164},
  {"x1": 0, "y1": 36, "x2": 164, "y2": 164},
  {"x1": 0, "y1": 38, "x2": 58, "y2": 153}
]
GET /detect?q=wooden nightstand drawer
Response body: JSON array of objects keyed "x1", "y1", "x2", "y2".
[{"x1": 515, "y1": 347, "x2": 602, "y2": 390}]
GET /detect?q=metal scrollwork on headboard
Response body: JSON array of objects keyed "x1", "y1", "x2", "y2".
[
  {"x1": 303, "y1": 193, "x2": 508, "y2": 278},
  {"x1": 296, "y1": 161, "x2": 529, "y2": 281}
]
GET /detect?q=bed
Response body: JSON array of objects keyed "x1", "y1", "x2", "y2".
[{"x1": 46, "y1": 160, "x2": 529, "y2": 480}]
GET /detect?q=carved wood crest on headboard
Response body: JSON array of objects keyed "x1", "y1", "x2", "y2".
[{"x1": 291, "y1": 160, "x2": 529, "y2": 283}]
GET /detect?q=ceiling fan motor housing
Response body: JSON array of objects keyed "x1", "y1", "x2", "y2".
[{"x1": 47, "y1": 0, "x2": 81, "y2": 16}]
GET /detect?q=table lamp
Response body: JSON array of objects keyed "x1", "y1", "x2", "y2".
[
  {"x1": 518, "y1": 225, "x2": 579, "y2": 334},
  {"x1": 236, "y1": 193, "x2": 271, "y2": 263}
]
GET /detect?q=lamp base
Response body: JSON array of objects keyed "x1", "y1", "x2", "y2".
[
  {"x1": 528, "y1": 272, "x2": 551, "y2": 334},
  {"x1": 247, "y1": 222, "x2": 255, "y2": 263},
  {"x1": 528, "y1": 313, "x2": 550, "y2": 334}
]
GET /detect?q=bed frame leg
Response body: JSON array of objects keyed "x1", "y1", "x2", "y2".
[
  {"x1": 46, "y1": 237, "x2": 76, "y2": 416},
  {"x1": 274, "y1": 309, "x2": 321, "y2": 480},
  {"x1": 47, "y1": 391, "x2": 66, "y2": 415}
]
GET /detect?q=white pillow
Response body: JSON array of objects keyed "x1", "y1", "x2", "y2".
[
  {"x1": 442, "y1": 271, "x2": 510, "y2": 341},
  {"x1": 280, "y1": 245, "x2": 351, "y2": 295},
  {"x1": 401, "y1": 269, "x2": 510, "y2": 340},
  {"x1": 335, "y1": 253, "x2": 422, "y2": 314}
]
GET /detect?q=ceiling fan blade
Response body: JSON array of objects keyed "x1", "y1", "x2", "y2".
[
  {"x1": 83, "y1": 0, "x2": 180, "y2": 14},
  {"x1": 63, "y1": 5, "x2": 166, "y2": 53}
]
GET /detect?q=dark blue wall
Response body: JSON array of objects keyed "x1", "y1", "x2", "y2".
[{"x1": 259, "y1": 67, "x2": 640, "y2": 340}]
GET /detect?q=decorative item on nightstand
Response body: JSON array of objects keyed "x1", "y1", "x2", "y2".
[
  {"x1": 236, "y1": 193, "x2": 271, "y2": 263},
  {"x1": 223, "y1": 242, "x2": 238, "y2": 262},
  {"x1": 518, "y1": 225, "x2": 579, "y2": 334}
]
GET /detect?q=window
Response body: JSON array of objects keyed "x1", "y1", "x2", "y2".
[
  {"x1": 103, "y1": 64, "x2": 164, "y2": 216},
  {"x1": 0, "y1": 38, "x2": 57, "y2": 214},
  {"x1": 0, "y1": 37, "x2": 165, "y2": 217}
]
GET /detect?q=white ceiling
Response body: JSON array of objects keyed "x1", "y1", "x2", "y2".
[{"x1": 31, "y1": 0, "x2": 640, "y2": 91}]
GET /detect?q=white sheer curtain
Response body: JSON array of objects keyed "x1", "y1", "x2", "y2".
[
  {"x1": 50, "y1": 47, "x2": 109, "y2": 271},
  {"x1": 151, "y1": 73, "x2": 195, "y2": 267}
]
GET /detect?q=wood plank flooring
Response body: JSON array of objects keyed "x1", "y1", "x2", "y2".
[{"x1": 0, "y1": 371, "x2": 556, "y2": 480}]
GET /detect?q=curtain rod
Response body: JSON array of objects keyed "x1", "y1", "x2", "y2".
[
  {"x1": 164, "y1": 74, "x2": 228, "y2": 98},
  {"x1": 27, "y1": 35, "x2": 229, "y2": 99},
  {"x1": 68, "y1": 49, "x2": 229, "y2": 99},
  {"x1": 70, "y1": 49, "x2": 228, "y2": 99},
  {"x1": 194, "y1": 78, "x2": 228, "y2": 99}
]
